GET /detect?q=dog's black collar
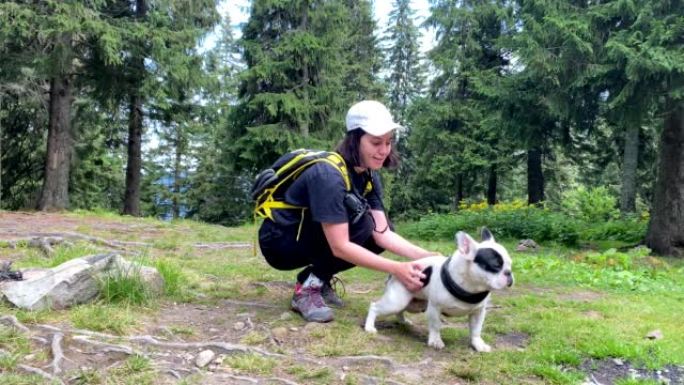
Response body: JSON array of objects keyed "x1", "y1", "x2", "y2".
[{"x1": 440, "y1": 256, "x2": 490, "y2": 304}]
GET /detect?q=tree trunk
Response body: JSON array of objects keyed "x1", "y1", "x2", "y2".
[
  {"x1": 172, "y1": 130, "x2": 182, "y2": 219},
  {"x1": 123, "y1": 93, "x2": 143, "y2": 216},
  {"x1": 299, "y1": 2, "x2": 310, "y2": 137},
  {"x1": 454, "y1": 173, "x2": 464, "y2": 209},
  {"x1": 645, "y1": 100, "x2": 684, "y2": 256},
  {"x1": 527, "y1": 146, "x2": 544, "y2": 205},
  {"x1": 487, "y1": 164, "x2": 497, "y2": 205},
  {"x1": 122, "y1": 0, "x2": 147, "y2": 216},
  {"x1": 620, "y1": 122, "x2": 639, "y2": 215},
  {"x1": 37, "y1": 76, "x2": 73, "y2": 211}
]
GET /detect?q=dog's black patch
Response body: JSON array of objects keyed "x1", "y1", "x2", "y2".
[
  {"x1": 474, "y1": 248, "x2": 503, "y2": 273},
  {"x1": 421, "y1": 266, "x2": 433, "y2": 287}
]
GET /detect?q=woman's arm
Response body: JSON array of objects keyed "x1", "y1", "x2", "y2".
[
  {"x1": 369, "y1": 209, "x2": 436, "y2": 260},
  {"x1": 322, "y1": 221, "x2": 426, "y2": 291}
]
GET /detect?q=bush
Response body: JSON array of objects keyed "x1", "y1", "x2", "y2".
[
  {"x1": 580, "y1": 216, "x2": 647, "y2": 243},
  {"x1": 560, "y1": 186, "x2": 619, "y2": 222},
  {"x1": 401, "y1": 200, "x2": 580, "y2": 246}
]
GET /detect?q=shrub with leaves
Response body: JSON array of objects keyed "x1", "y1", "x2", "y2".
[
  {"x1": 401, "y1": 200, "x2": 581, "y2": 246},
  {"x1": 560, "y1": 186, "x2": 619, "y2": 222}
]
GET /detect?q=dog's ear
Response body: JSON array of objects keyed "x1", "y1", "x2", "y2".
[
  {"x1": 481, "y1": 227, "x2": 494, "y2": 242},
  {"x1": 456, "y1": 231, "x2": 478, "y2": 260}
]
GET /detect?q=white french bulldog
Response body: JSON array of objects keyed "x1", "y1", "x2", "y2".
[{"x1": 364, "y1": 228, "x2": 513, "y2": 352}]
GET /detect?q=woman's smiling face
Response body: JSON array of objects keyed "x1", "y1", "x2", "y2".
[{"x1": 358, "y1": 132, "x2": 393, "y2": 170}]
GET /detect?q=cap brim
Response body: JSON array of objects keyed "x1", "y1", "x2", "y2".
[{"x1": 362, "y1": 123, "x2": 402, "y2": 136}]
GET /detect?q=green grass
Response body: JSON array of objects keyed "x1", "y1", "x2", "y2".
[
  {"x1": 69, "y1": 303, "x2": 140, "y2": 334},
  {"x1": 2, "y1": 210, "x2": 683, "y2": 385},
  {"x1": 223, "y1": 353, "x2": 278, "y2": 375},
  {"x1": 98, "y1": 259, "x2": 153, "y2": 305}
]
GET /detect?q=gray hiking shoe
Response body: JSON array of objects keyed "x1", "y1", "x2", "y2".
[
  {"x1": 322, "y1": 277, "x2": 345, "y2": 308},
  {"x1": 291, "y1": 281, "x2": 334, "y2": 323}
]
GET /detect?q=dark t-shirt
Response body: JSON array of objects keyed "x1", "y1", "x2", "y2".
[{"x1": 272, "y1": 162, "x2": 384, "y2": 226}]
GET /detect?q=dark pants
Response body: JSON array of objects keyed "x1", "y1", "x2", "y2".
[{"x1": 258, "y1": 213, "x2": 384, "y2": 283}]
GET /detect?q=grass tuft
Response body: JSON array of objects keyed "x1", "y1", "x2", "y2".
[{"x1": 98, "y1": 260, "x2": 152, "y2": 305}]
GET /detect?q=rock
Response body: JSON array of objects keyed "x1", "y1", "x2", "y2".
[
  {"x1": 194, "y1": 350, "x2": 215, "y2": 368},
  {"x1": 233, "y1": 321, "x2": 245, "y2": 331},
  {"x1": 645, "y1": 329, "x2": 663, "y2": 340},
  {"x1": 0, "y1": 253, "x2": 164, "y2": 310},
  {"x1": 271, "y1": 327, "x2": 288, "y2": 340},
  {"x1": 279, "y1": 312, "x2": 292, "y2": 321},
  {"x1": 516, "y1": 239, "x2": 539, "y2": 252}
]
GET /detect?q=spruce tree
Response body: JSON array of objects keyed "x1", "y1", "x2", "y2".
[
  {"x1": 0, "y1": 1, "x2": 128, "y2": 210},
  {"x1": 233, "y1": 0, "x2": 384, "y2": 172},
  {"x1": 384, "y1": 0, "x2": 426, "y2": 122},
  {"x1": 407, "y1": 0, "x2": 513, "y2": 209}
]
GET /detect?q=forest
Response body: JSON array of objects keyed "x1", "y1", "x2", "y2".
[{"x1": 0, "y1": 0, "x2": 683, "y2": 255}]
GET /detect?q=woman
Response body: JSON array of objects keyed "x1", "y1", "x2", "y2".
[{"x1": 258, "y1": 100, "x2": 436, "y2": 322}]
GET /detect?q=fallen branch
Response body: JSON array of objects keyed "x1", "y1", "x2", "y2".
[
  {"x1": 4, "y1": 231, "x2": 151, "y2": 252},
  {"x1": 17, "y1": 364, "x2": 66, "y2": 385},
  {"x1": 193, "y1": 242, "x2": 252, "y2": 250}
]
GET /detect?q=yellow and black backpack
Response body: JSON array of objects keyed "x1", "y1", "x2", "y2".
[
  {"x1": 251, "y1": 149, "x2": 348, "y2": 220},
  {"x1": 250, "y1": 149, "x2": 375, "y2": 252}
]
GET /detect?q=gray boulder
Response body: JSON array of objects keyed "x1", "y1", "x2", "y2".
[{"x1": 0, "y1": 253, "x2": 164, "y2": 310}]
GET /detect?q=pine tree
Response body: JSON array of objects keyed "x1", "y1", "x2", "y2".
[
  {"x1": 190, "y1": 13, "x2": 251, "y2": 225},
  {"x1": 233, "y1": 0, "x2": 384, "y2": 172},
  {"x1": 0, "y1": 1, "x2": 128, "y2": 210},
  {"x1": 406, "y1": 0, "x2": 513, "y2": 209},
  {"x1": 384, "y1": 0, "x2": 426, "y2": 123}
]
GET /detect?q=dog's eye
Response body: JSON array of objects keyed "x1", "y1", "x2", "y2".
[{"x1": 474, "y1": 249, "x2": 504, "y2": 273}]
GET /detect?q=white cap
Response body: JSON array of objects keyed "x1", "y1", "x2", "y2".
[{"x1": 345, "y1": 100, "x2": 402, "y2": 136}]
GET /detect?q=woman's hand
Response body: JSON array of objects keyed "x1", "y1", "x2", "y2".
[{"x1": 393, "y1": 261, "x2": 426, "y2": 292}]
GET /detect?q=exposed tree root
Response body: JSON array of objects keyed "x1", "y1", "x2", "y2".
[
  {"x1": 3, "y1": 231, "x2": 253, "y2": 256},
  {"x1": 2, "y1": 316, "x2": 410, "y2": 385},
  {"x1": 0, "y1": 315, "x2": 31, "y2": 333},
  {"x1": 49, "y1": 332, "x2": 64, "y2": 375},
  {"x1": 71, "y1": 335, "x2": 139, "y2": 356},
  {"x1": 17, "y1": 364, "x2": 66, "y2": 385},
  {"x1": 1, "y1": 231, "x2": 150, "y2": 256}
]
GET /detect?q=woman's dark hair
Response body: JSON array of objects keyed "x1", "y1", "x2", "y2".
[{"x1": 335, "y1": 128, "x2": 400, "y2": 170}]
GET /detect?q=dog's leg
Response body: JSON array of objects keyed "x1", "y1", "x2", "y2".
[
  {"x1": 468, "y1": 306, "x2": 491, "y2": 352},
  {"x1": 364, "y1": 283, "x2": 413, "y2": 333},
  {"x1": 426, "y1": 302, "x2": 445, "y2": 349}
]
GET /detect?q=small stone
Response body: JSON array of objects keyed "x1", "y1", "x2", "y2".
[
  {"x1": 289, "y1": 327, "x2": 299, "y2": 332},
  {"x1": 271, "y1": 327, "x2": 288, "y2": 340},
  {"x1": 233, "y1": 321, "x2": 245, "y2": 331},
  {"x1": 279, "y1": 312, "x2": 292, "y2": 321},
  {"x1": 645, "y1": 329, "x2": 663, "y2": 340},
  {"x1": 194, "y1": 350, "x2": 215, "y2": 368},
  {"x1": 612, "y1": 358, "x2": 624, "y2": 366}
]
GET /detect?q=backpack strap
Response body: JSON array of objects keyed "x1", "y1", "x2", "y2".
[{"x1": 255, "y1": 152, "x2": 352, "y2": 222}]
